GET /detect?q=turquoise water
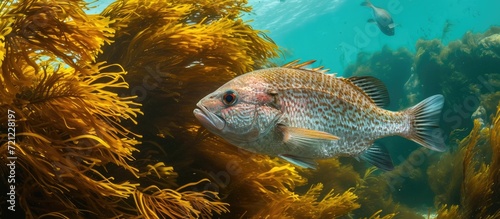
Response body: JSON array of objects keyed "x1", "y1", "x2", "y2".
[{"x1": 243, "y1": 0, "x2": 499, "y2": 74}]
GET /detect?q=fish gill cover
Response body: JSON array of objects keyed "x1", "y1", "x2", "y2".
[{"x1": 0, "y1": 0, "x2": 500, "y2": 219}]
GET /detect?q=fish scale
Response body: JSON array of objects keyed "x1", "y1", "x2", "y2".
[
  {"x1": 194, "y1": 63, "x2": 446, "y2": 170},
  {"x1": 259, "y1": 68, "x2": 406, "y2": 157}
]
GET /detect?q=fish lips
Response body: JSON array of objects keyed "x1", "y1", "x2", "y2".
[{"x1": 193, "y1": 103, "x2": 225, "y2": 131}]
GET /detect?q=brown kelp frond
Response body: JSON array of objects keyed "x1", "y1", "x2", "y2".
[
  {"x1": 102, "y1": 0, "x2": 250, "y2": 29},
  {"x1": 98, "y1": 0, "x2": 278, "y2": 92},
  {"x1": 460, "y1": 120, "x2": 494, "y2": 217},
  {"x1": 463, "y1": 105, "x2": 500, "y2": 217},
  {"x1": 136, "y1": 161, "x2": 179, "y2": 188},
  {"x1": 8, "y1": 0, "x2": 115, "y2": 62},
  {"x1": 260, "y1": 183, "x2": 360, "y2": 219},
  {"x1": 0, "y1": 7, "x2": 10, "y2": 64},
  {"x1": 11, "y1": 62, "x2": 142, "y2": 172},
  {"x1": 362, "y1": 166, "x2": 379, "y2": 181},
  {"x1": 253, "y1": 164, "x2": 307, "y2": 193},
  {"x1": 361, "y1": 210, "x2": 397, "y2": 219},
  {"x1": 144, "y1": 162, "x2": 176, "y2": 179},
  {"x1": 293, "y1": 185, "x2": 360, "y2": 219},
  {"x1": 0, "y1": 139, "x2": 141, "y2": 218},
  {"x1": 195, "y1": 137, "x2": 363, "y2": 218},
  {"x1": 250, "y1": 182, "x2": 360, "y2": 219},
  {"x1": 0, "y1": 58, "x2": 144, "y2": 217},
  {"x1": 436, "y1": 104, "x2": 500, "y2": 218},
  {"x1": 100, "y1": 0, "x2": 272, "y2": 71},
  {"x1": 436, "y1": 205, "x2": 461, "y2": 219},
  {"x1": 134, "y1": 179, "x2": 229, "y2": 219},
  {"x1": 1, "y1": 0, "x2": 114, "y2": 87},
  {"x1": 175, "y1": 0, "x2": 252, "y2": 22}
]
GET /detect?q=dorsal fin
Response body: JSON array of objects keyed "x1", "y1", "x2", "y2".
[
  {"x1": 347, "y1": 76, "x2": 390, "y2": 107},
  {"x1": 282, "y1": 60, "x2": 329, "y2": 74}
]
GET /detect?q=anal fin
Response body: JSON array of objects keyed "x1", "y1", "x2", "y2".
[
  {"x1": 359, "y1": 143, "x2": 394, "y2": 171},
  {"x1": 279, "y1": 154, "x2": 318, "y2": 169}
]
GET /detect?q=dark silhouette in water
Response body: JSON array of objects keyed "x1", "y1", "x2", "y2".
[
  {"x1": 361, "y1": 0, "x2": 395, "y2": 36},
  {"x1": 441, "y1": 19, "x2": 453, "y2": 40}
]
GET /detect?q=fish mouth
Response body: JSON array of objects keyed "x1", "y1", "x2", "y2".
[{"x1": 193, "y1": 103, "x2": 225, "y2": 131}]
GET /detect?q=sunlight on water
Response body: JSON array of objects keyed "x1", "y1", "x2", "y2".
[{"x1": 243, "y1": 0, "x2": 345, "y2": 33}]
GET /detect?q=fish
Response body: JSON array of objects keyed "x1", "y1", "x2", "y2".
[
  {"x1": 193, "y1": 61, "x2": 446, "y2": 171},
  {"x1": 361, "y1": 0, "x2": 395, "y2": 36}
]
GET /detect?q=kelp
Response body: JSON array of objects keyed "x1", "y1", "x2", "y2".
[
  {"x1": 0, "y1": 0, "x2": 282, "y2": 217},
  {"x1": 0, "y1": 0, "x2": 114, "y2": 104},
  {"x1": 189, "y1": 130, "x2": 407, "y2": 219},
  {"x1": 193, "y1": 136, "x2": 362, "y2": 218},
  {"x1": 409, "y1": 26, "x2": 500, "y2": 137},
  {"x1": 98, "y1": 0, "x2": 277, "y2": 93},
  {"x1": 427, "y1": 145, "x2": 464, "y2": 207},
  {"x1": 0, "y1": 0, "x2": 141, "y2": 216},
  {"x1": 435, "y1": 104, "x2": 500, "y2": 218},
  {"x1": 134, "y1": 179, "x2": 228, "y2": 219}
]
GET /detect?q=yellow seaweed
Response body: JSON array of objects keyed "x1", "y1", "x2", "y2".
[
  {"x1": 0, "y1": 0, "x2": 114, "y2": 104},
  {"x1": 0, "y1": 0, "x2": 278, "y2": 217},
  {"x1": 134, "y1": 179, "x2": 229, "y2": 219},
  {"x1": 436, "y1": 104, "x2": 500, "y2": 218},
  {"x1": 192, "y1": 136, "x2": 364, "y2": 218}
]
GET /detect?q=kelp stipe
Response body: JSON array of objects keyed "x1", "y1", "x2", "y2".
[{"x1": 436, "y1": 104, "x2": 500, "y2": 218}]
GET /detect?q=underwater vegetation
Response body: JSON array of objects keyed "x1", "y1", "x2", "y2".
[
  {"x1": 435, "y1": 105, "x2": 500, "y2": 219},
  {"x1": 0, "y1": 0, "x2": 499, "y2": 218},
  {"x1": 340, "y1": 26, "x2": 500, "y2": 219},
  {"x1": 0, "y1": 0, "x2": 275, "y2": 218}
]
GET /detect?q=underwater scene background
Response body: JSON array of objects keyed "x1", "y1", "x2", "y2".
[{"x1": 0, "y1": 0, "x2": 499, "y2": 218}]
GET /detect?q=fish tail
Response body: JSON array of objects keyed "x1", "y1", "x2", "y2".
[
  {"x1": 405, "y1": 95, "x2": 446, "y2": 152},
  {"x1": 360, "y1": 0, "x2": 372, "y2": 7}
]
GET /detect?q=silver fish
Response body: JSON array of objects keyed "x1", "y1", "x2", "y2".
[
  {"x1": 361, "y1": 0, "x2": 395, "y2": 36},
  {"x1": 193, "y1": 62, "x2": 445, "y2": 170}
]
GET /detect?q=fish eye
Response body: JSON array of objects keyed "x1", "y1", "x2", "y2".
[{"x1": 222, "y1": 90, "x2": 238, "y2": 105}]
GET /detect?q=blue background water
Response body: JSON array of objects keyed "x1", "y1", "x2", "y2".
[{"x1": 242, "y1": 0, "x2": 500, "y2": 75}]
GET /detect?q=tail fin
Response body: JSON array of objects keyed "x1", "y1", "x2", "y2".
[
  {"x1": 360, "y1": 0, "x2": 372, "y2": 7},
  {"x1": 406, "y1": 95, "x2": 446, "y2": 152}
]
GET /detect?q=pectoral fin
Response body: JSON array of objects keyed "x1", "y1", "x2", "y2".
[
  {"x1": 279, "y1": 154, "x2": 318, "y2": 169},
  {"x1": 359, "y1": 143, "x2": 394, "y2": 171},
  {"x1": 367, "y1": 18, "x2": 376, "y2": 23},
  {"x1": 279, "y1": 125, "x2": 339, "y2": 149}
]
